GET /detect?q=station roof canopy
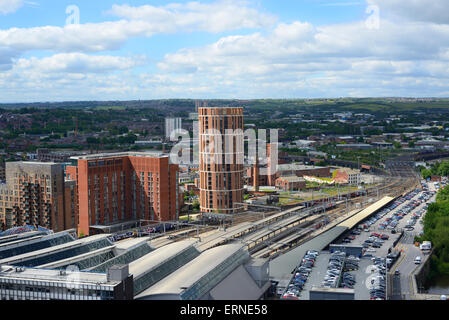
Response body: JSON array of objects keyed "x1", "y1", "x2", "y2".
[
  {"x1": 135, "y1": 243, "x2": 249, "y2": 300},
  {"x1": 338, "y1": 196, "x2": 394, "y2": 229},
  {"x1": 269, "y1": 196, "x2": 395, "y2": 281}
]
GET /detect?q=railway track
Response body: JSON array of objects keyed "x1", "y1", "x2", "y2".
[
  {"x1": 148, "y1": 176, "x2": 419, "y2": 251},
  {"x1": 247, "y1": 176, "x2": 419, "y2": 259}
]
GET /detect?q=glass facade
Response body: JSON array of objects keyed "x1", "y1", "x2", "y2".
[
  {"x1": 54, "y1": 250, "x2": 116, "y2": 271},
  {"x1": 133, "y1": 246, "x2": 200, "y2": 296},
  {"x1": 11, "y1": 238, "x2": 113, "y2": 268},
  {"x1": 0, "y1": 277, "x2": 115, "y2": 300},
  {"x1": 0, "y1": 233, "x2": 75, "y2": 260},
  {"x1": 90, "y1": 242, "x2": 153, "y2": 273},
  {"x1": 180, "y1": 248, "x2": 249, "y2": 300}
]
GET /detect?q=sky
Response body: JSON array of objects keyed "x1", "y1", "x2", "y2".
[{"x1": 0, "y1": 0, "x2": 449, "y2": 102}]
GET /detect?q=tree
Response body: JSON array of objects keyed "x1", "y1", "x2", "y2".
[
  {"x1": 86, "y1": 137, "x2": 99, "y2": 144},
  {"x1": 438, "y1": 161, "x2": 449, "y2": 177},
  {"x1": 422, "y1": 169, "x2": 432, "y2": 180},
  {"x1": 417, "y1": 185, "x2": 449, "y2": 279},
  {"x1": 192, "y1": 200, "x2": 200, "y2": 211}
]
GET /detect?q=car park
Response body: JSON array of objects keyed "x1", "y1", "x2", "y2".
[
  {"x1": 369, "y1": 258, "x2": 387, "y2": 300},
  {"x1": 282, "y1": 251, "x2": 321, "y2": 299}
]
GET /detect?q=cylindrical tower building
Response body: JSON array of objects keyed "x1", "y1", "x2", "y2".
[{"x1": 199, "y1": 107, "x2": 244, "y2": 213}]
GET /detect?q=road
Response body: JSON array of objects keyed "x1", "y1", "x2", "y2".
[
  {"x1": 335, "y1": 179, "x2": 437, "y2": 300},
  {"x1": 390, "y1": 181, "x2": 438, "y2": 300}
]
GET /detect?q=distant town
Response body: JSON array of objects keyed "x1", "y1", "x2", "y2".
[{"x1": 0, "y1": 99, "x2": 448, "y2": 302}]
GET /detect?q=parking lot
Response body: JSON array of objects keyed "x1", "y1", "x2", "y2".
[
  {"x1": 287, "y1": 251, "x2": 384, "y2": 300},
  {"x1": 330, "y1": 180, "x2": 440, "y2": 300},
  {"x1": 281, "y1": 180, "x2": 443, "y2": 300},
  {"x1": 335, "y1": 184, "x2": 437, "y2": 263}
]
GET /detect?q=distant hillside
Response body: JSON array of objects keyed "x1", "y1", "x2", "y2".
[{"x1": 2, "y1": 98, "x2": 449, "y2": 116}]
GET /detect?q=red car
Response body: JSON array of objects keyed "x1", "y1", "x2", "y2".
[{"x1": 371, "y1": 233, "x2": 381, "y2": 238}]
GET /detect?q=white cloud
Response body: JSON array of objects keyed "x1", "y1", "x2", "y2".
[
  {"x1": 158, "y1": 19, "x2": 449, "y2": 74},
  {"x1": 2, "y1": 1, "x2": 449, "y2": 100},
  {"x1": 367, "y1": 0, "x2": 449, "y2": 24},
  {"x1": 13, "y1": 53, "x2": 146, "y2": 74},
  {"x1": 0, "y1": 1, "x2": 276, "y2": 54},
  {"x1": 0, "y1": 0, "x2": 23, "y2": 15},
  {"x1": 109, "y1": 0, "x2": 277, "y2": 33},
  {"x1": 0, "y1": 21, "x2": 152, "y2": 53},
  {"x1": 154, "y1": 17, "x2": 449, "y2": 98}
]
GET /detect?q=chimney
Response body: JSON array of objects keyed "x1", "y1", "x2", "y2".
[{"x1": 253, "y1": 156, "x2": 259, "y2": 192}]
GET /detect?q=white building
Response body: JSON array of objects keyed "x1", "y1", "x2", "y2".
[{"x1": 165, "y1": 118, "x2": 182, "y2": 141}]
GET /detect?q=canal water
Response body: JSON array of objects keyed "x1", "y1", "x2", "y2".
[{"x1": 425, "y1": 274, "x2": 449, "y2": 295}]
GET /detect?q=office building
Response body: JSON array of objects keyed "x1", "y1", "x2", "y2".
[
  {"x1": 198, "y1": 107, "x2": 244, "y2": 213},
  {"x1": 66, "y1": 152, "x2": 180, "y2": 236}
]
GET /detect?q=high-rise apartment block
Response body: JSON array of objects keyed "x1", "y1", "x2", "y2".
[
  {"x1": 0, "y1": 162, "x2": 76, "y2": 232},
  {"x1": 165, "y1": 117, "x2": 182, "y2": 141},
  {"x1": 199, "y1": 107, "x2": 244, "y2": 214},
  {"x1": 67, "y1": 152, "x2": 180, "y2": 236}
]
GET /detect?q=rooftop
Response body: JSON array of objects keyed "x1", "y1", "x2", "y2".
[
  {"x1": 6, "y1": 161, "x2": 60, "y2": 166},
  {"x1": 135, "y1": 243, "x2": 248, "y2": 299},
  {"x1": 277, "y1": 164, "x2": 326, "y2": 171},
  {"x1": 277, "y1": 176, "x2": 306, "y2": 183},
  {"x1": 0, "y1": 265, "x2": 116, "y2": 287},
  {"x1": 337, "y1": 168, "x2": 361, "y2": 175},
  {"x1": 71, "y1": 151, "x2": 166, "y2": 161},
  {"x1": 129, "y1": 240, "x2": 197, "y2": 278},
  {"x1": 0, "y1": 234, "x2": 110, "y2": 266}
]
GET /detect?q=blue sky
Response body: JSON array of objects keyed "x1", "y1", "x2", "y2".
[{"x1": 0, "y1": 0, "x2": 449, "y2": 102}]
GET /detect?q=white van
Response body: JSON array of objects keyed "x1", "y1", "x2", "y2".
[
  {"x1": 420, "y1": 241, "x2": 432, "y2": 251},
  {"x1": 414, "y1": 256, "x2": 422, "y2": 264}
]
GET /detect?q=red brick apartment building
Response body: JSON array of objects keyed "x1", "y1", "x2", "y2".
[
  {"x1": 198, "y1": 107, "x2": 244, "y2": 213},
  {"x1": 0, "y1": 162, "x2": 76, "y2": 232},
  {"x1": 66, "y1": 152, "x2": 180, "y2": 236}
]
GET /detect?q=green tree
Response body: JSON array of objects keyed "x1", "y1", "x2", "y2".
[
  {"x1": 421, "y1": 168, "x2": 432, "y2": 180},
  {"x1": 438, "y1": 161, "x2": 449, "y2": 177},
  {"x1": 192, "y1": 200, "x2": 200, "y2": 211},
  {"x1": 417, "y1": 186, "x2": 449, "y2": 279}
]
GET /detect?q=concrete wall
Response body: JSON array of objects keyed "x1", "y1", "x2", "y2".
[
  {"x1": 309, "y1": 288, "x2": 354, "y2": 300},
  {"x1": 329, "y1": 244, "x2": 363, "y2": 258},
  {"x1": 414, "y1": 250, "x2": 433, "y2": 292}
]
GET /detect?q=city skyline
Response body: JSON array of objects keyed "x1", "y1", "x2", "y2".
[{"x1": 1, "y1": 0, "x2": 449, "y2": 102}]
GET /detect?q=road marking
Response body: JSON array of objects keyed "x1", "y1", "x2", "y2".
[{"x1": 394, "y1": 250, "x2": 407, "y2": 270}]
